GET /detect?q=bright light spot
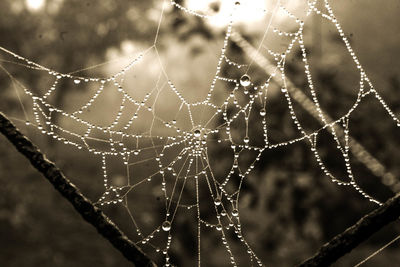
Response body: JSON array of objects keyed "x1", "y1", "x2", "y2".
[
  {"x1": 186, "y1": 0, "x2": 267, "y2": 27},
  {"x1": 186, "y1": 1, "x2": 211, "y2": 12},
  {"x1": 186, "y1": 0, "x2": 302, "y2": 28},
  {"x1": 121, "y1": 40, "x2": 136, "y2": 54},
  {"x1": 26, "y1": 0, "x2": 45, "y2": 11}
]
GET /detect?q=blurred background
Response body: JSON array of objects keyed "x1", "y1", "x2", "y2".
[{"x1": 0, "y1": 0, "x2": 400, "y2": 266}]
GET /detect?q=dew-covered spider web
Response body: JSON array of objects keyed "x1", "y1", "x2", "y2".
[{"x1": 1, "y1": 0, "x2": 399, "y2": 266}]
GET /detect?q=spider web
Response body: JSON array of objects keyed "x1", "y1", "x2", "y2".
[{"x1": 0, "y1": 0, "x2": 399, "y2": 266}]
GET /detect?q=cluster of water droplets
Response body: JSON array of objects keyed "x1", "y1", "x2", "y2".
[{"x1": 1, "y1": 0, "x2": 399, "y2": 266}]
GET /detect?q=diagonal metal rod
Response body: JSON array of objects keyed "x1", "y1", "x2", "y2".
[
  {"x1": 0, "y1": 112, "x2": 157, "y2": 267},
  {"x1": 297, "y1": 192, "x2": 400, "y2": 266},
  {"x1": 231, "y1": 29, "x2": 400, "y2": 267}
]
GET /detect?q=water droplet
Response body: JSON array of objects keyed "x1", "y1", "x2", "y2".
[
  {"x1": 216, "y1": 224, "x2": 222, "y2": 231},
  {"x1": 172, "y1": 119, "x2": 177, "y2": 125},
  {"x1": 232, "y1": 209, "x2": 239, "y2": 217},
  {"x1": 214, "y1": 197, "x2": 221, "y2": 206},
  {"x1": 194, "y1": 129, "x2": 201, "y2": 138},
  {"x1": 74, "y1": 79, "x2": 81, "y2": 84},
  {"x1": 240, "y1": 74, "x2": 251, "y2": 87},
  {"x1": 235, "y1": 1, "x2": 241, "y2": 5},
  {"x1": 243, "y1": 137, "x2": 249, "y2": 144},
  {"x1": 260, "y1": 108, "x2": 266, "y2": 116},
  {"x1": 162, "y1": 220, "x2": 171, "y2": 231}
]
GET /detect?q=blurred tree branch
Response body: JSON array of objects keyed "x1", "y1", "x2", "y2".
[
  {"x1": 298, "y1": 193, "x2": 400, "y2": 266},
  {"x1": 0, "y1": 112, "x2": 157, "y2": 267},
  {"x1": 230, "y1": 30, "x2": 400, "y2": 265},
  {"x1": 230, "y1": 31, "x2": 397, "y2": 192}
]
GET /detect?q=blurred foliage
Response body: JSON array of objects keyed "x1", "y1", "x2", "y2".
[{"x1": 1, "y1": 0, "x2": 400, "y2": 267}]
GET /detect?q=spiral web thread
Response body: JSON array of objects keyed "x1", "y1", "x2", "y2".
[{"x1": 0, "y1": 0, "x2": 399, "y2": 266}]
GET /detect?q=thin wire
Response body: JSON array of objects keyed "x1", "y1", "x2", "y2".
[
  {"x1": 154, "y1": 0, "x2": 166, "y2": 45},
  {"x1": 245, "y1": 0, "x2": 280, "y2": 73},
  {"x1": 354, "y1": 233, "x2": 400, "y2": 267},
  {"x1": 67, "y1": 46, "x2": 154, "y2": 75},
  {"x1": 0, "y1": 64, "x2": 29, "y2": 121}
]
